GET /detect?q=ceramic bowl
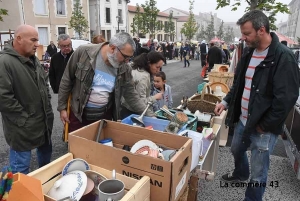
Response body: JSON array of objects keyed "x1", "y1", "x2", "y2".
[
  {"x1": 83, "y1": 177, "x2": 95, "y2": 195},
  {"x1": 62, "y1": 158, "x2": 90, "y2": 176},
  {"x1": 85, "y1": 170, "x2": 107, "y2": 194},
  {"x1": 130, "y1": 140, "x2": 159, "y2": 154},
  {"x1": 47, "y1": 170, "x2": 87, "y2": 201}
]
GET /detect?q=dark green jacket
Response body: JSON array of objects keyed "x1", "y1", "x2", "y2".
[{"x1": 0, "y1": 42, "x2": 54, "y2": 151}]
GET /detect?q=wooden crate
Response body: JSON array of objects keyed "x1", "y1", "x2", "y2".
[{"x1": 28, "y1": 153, "x2": 150, "y2": 201}]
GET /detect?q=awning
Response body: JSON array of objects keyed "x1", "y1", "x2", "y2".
[{"x1": 275, "y1": 32, "x2": 298, "y2": 45}]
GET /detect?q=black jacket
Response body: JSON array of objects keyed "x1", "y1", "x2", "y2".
[
  {"x1": 49, "y1": 50, "x2": 74, "y2": 93},
  {"x1": 47, "y1": 44, "x2": 57, "y2": 57},
  {"x1": 224, "y1": 32, "x2": 299, "y2": 141},
  {"x1": 207, "y1": 46, "x2": 222, "y2": 66}
]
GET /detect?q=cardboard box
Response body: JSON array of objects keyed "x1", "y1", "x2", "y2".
[
  {"x1": 68, "y1": 120, "x2": 192, "y2": 201},
  {"x1": 28, "y1": 153, "x2": 150, "y2": 201}
]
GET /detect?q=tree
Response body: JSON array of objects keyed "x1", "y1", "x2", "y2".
[
  {"x1": 141, "y1": 0, "x2": 160, "y2": 38},
  {"x1": 205, "y1": 15, "x2": 215, "y2": 42},
  {"x1": 0, "y1": 0, "x2": 8, "y2": 22},
  {"x1": 216, "y1": 0, "x2": 290, "y2": 30},
  {"x1": 165, "y1": 11, "x2": 176, "y2": 41},
  {"x1": 180, "y1": 0, "x2": 198, "y2": 40},
  {"x1": 69, "y1": 0, "x2": 89, "y2": 39},
  {"x1": 197, "y1": 25, "x2": 206, "y2": 41},
  {"x1": 130, "y1": 4, "x2": 143, "y2": 37},
  {"x1": 224, "y1": 26, "x2": 234, "y2": 43},
  {"x1": 217, "y1": 20, "x2": 224, "y2": 39}
]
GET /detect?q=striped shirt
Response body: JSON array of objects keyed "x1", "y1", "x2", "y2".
[{"x1": 240, "y1": 48, "x2": 269, "y2": 125}]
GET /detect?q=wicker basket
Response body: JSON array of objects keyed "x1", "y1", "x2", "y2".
[
  {"x1": 187, "y1": 84, "x2": 221, "y2": 114},
  {"x1": 209, "y1": 82, "x2": 230, "y2": 94},
  {"x1": 208, "y1": 72, "x2": 234, "y2": 88}
]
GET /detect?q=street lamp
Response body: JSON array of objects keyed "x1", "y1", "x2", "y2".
[{"x1": 116, "y1": 16, "x2": 120, "y2": 33}]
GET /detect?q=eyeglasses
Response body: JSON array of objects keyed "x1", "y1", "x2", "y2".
[
  {"x1": 59, "y1": 44, "x2": 72, "y2": 49},
  {"x1": 116, "y1": 46, "x2": 133, "y2": 61}
]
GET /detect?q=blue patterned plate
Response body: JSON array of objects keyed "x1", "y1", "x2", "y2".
[{"x1": 62, "y1": 158, "x2": 90, "y2": 176}]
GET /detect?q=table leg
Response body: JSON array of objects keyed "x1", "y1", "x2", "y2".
[{"x1": 187, "y1": 175, "x2": 199, "y2": 201}]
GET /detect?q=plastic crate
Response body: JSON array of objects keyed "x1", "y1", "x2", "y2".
[
  {"x1": 121, "y1": 114, "x2": 187, "y2": 133},
  {"x1": 155, "y1": 109, "x2": 198, "y2": 131}
]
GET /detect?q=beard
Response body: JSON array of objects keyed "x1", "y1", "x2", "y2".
[
  {"x1": 247, "y1": 34, "x2": 260, "y2": 48},
  {"x1": 107, "y1": 50, "x2": 121, "y2": 68}
]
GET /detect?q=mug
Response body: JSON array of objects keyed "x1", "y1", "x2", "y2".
[{"x1": 98, "y1": 170, "x2": 125, "y2": 201}]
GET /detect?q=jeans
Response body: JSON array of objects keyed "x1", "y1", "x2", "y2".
[
  {"x1": 184, "y1": 56, "x2": 190, "y2": 67},
  {"x1": 231, "y1": 120, "x2": 278, "y2": 201},
  {"x1": 9, "y1": 139, "x2": 52, "y2": 174}
]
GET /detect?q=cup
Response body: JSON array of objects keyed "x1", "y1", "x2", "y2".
[
  {"x1": 98, "y1": 170, "x2": 125, "y2": 201},
  {"x1": 99, "y1": 138, "x2": 113, "y2": 147}
]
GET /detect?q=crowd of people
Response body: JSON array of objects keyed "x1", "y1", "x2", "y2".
[{"x1": 0, "y1": 9, "x2": 299, "y2": 201}]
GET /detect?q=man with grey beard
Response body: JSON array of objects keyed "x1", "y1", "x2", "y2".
[{"x1": 58, "y1": 32, "x2": 150, "y2": 132}]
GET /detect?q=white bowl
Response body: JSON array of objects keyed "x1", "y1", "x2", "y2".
[
  {"x1": 62, "y1": 158, "x2": 90, "y2": 176},
  {"x1": 47, "y1": 170, "x2": 87, "y2": 201}
]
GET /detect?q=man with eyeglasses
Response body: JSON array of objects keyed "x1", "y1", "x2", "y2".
[
  {"x1": 49, "y1": 34, "x2": 74, "y2": 94},
  {"x1": 58, "y1": 32, "x2": 151, "y2": 133}
]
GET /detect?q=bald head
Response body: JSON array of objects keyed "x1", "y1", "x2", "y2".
[{"x1": 13, "y1": 25, "x2": 39, "y2": 58}]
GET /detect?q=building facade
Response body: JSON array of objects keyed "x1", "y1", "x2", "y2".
[
  {"x1": 162, "y1": 8, "x2": 225, "y2": 41},
  {"x1": 277, "y1": 21, "x2": 288, "y2": 36},
  {"x1": 0, "y1": 0, "x2": 90, "y2": 47},
  {"x1": 287, "y1": 0, "x2": 300, "y2": 40},
  {"x1": 128, "y1": 5, "x2": 177, "y2": 41},
  {"x1": 89, "y1": 0, "x2": 129, "y2": 41}
]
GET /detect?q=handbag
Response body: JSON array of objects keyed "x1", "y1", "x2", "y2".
[{"x1": 82, "y1": 102, "x2": 112, "y2": 121}]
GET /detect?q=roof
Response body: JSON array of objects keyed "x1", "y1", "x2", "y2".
[
  {"x1": 162, "y1": 7, "x2": 190, "y2": 16},
  {"x1": 128, "y1": 5, "x2": 174, "y2": 18},
  {"x1": 177, "y1": 16, "x2": 189, "y2": 22}
]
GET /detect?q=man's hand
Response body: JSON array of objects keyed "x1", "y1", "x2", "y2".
[
  {"x1": 256, "y1": 125, "x2": 264, "y2": 134},
  {"x1": 214, "y1": 103, "x2": 225, "y2": 116},
  {"x1": 60, "y1": 110, "x2": 70, "y2": 125},
  {"x1": 154, "y1": 92, "x2": 163, "y2": 100}
]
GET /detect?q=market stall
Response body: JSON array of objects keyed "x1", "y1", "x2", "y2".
[{"x1": 2, "y1": 66, "x2": 232, "y2": 200}]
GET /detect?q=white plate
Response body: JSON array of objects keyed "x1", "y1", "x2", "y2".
[
  {"x1": 130, "y1": 140, "x2": 159, "y2": 154},
  {"x1": 47, "y1": 170, "x2": 87, "y2": 201},
  {"x1": 62, "y1": 158, "x2": 90, "y2": 176}
]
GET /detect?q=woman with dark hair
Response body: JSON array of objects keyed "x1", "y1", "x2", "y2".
[{"x1": 120, "y1": 52, "x2": 165, "y2": 119}]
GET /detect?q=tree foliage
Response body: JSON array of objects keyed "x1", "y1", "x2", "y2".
[
  {"x1": 141, "y1": 0, "x2": 160, "y2": 38},
  {"x1": 69, "y1": 0, "x2": 89, "y2": 39},
  {"x1": 205, "y1": 15, "x2": 215, "y2": 42},
  {"x1": 216, "y1": 0, "x2": 290, "y2": 30},
  {"x1": 197, "y1": 25, "x2": 206, "y2": 40},
  {"x1": 0, "y1": 0, "x2": 8, "y2": 22},
  {"x1": 223, "y1": 26, "x2": 235, "y2": 43},
  {"x1": 130, "y1": 4, "x2": 143, "y2": 36},
  {"x1": 166, "y1": 11, "x2": 176, "y2": 40},
  {"x1": 217, "y1": 20, "x2": 224, "y2": 39},
  {"x1": 180, "y1": 0, "x2": 198, "y2": 40}
]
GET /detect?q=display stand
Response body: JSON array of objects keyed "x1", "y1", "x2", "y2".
[
  {"x1": 212, "y1": 110, "x2": 228, "y2": 146},
  {"x1": 179, "y1": 124, "x2": 221, "y2": 201}
]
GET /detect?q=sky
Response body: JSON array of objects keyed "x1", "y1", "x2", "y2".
[{"x1": 128, "y1": 0, "x2": 291, "y2": 23}]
